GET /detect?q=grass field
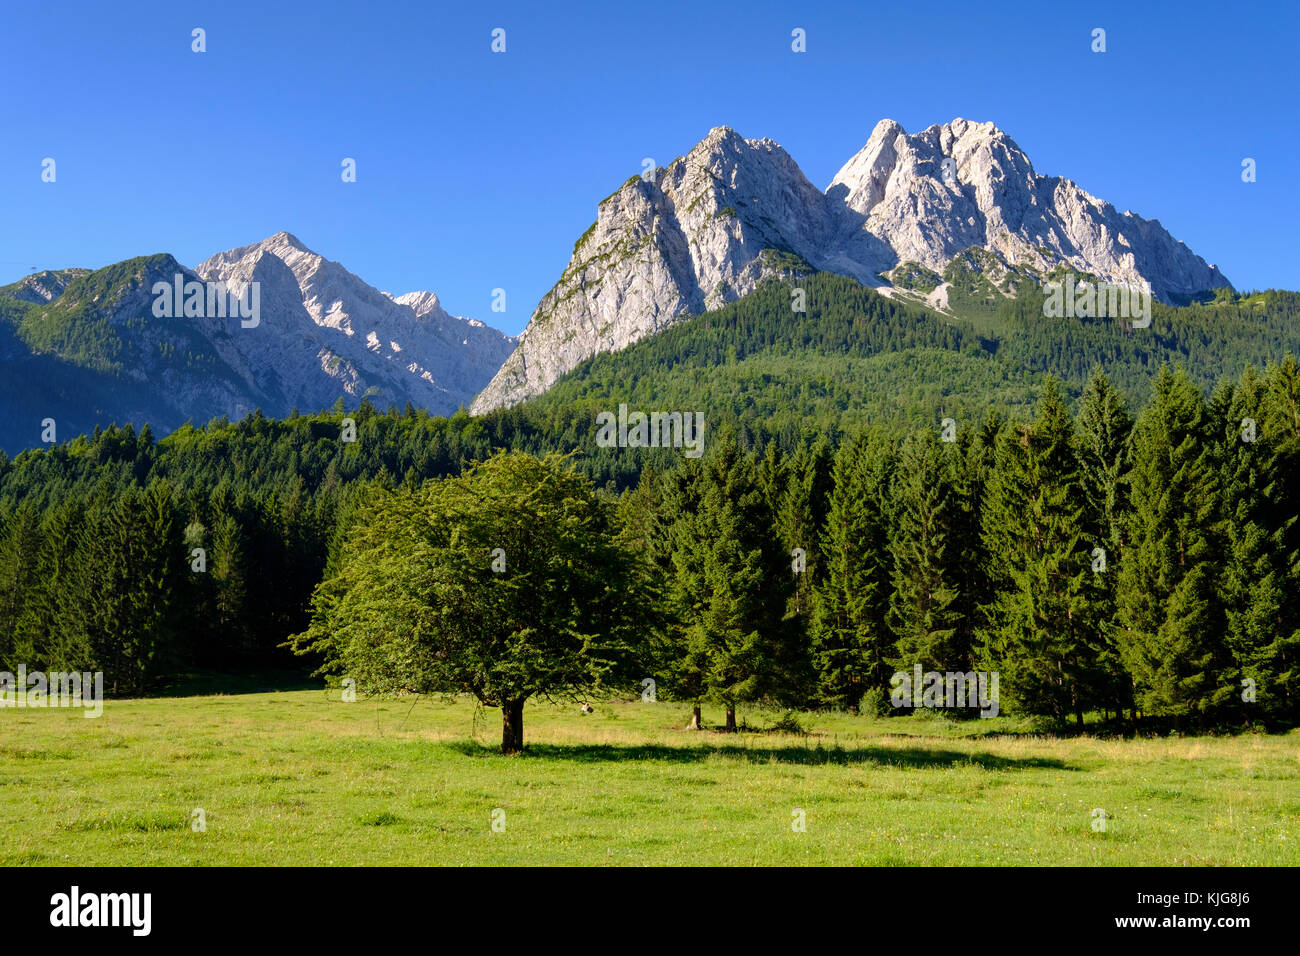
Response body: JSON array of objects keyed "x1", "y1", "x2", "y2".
[{"x1": 2, "y1": 678, "x2": 1296, "y2": 866}]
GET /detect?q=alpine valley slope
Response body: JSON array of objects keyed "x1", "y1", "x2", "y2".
[
  {"x1": 0, "y1": 233, "x2": 516, "y2": 453},
  {"x1": 470, "y1": 118, "x2": 1230, "y2": 413}
]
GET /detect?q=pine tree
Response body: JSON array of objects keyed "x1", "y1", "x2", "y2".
[
  {"x1": 951, "y1": 415, "x2": 999, "y2": 687},
  {"x1": 210, "y1": 506, "x2": 251, "y2": 659},
  {"x1": 662, "y1": 438, "x2": 790, "y2": 730},
  {"x1": 979, "y1": 379, "x2": 1105, "y2": 725},
  {"x1": 1218, "y1": 361, "x2": 1300, "y2": 723},
  {"x1": 17, "y1": 499, "x2": 86, "y2": 670},
  {"x1": 888, "y1": 431, "x2": 967, "y2": 676},
  {"x1": 775, "y1": 439, "x2": 833, "y2": 615},
  {"x1": 809, "y1": 432, "x2": 895, "y2": 712},
  {"x1": 654, "y1": 457, "x2": 711, "y2": 728},
  {"x1": 1074, "y1": 367, "x2": 1133, "y2": 716},
  {"x1": 1117, "y1": 367, "x2": 1230, "y2": 725},
  {"x1": 0, "y1": 504, "x2": 42, "y2": 669},
  {"x1": 1076, "y1": 367, "x2": 1133, "y2": 559}
]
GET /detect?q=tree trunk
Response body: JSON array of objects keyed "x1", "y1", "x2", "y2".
[
  {"x1": 1075, "y1": 705, "x2": 1084, "y2": 729},
  {"x1": 724, "y1": 705, "x2": 737, "y2": 733},
  {"x1": 501, "y1": 698, "x2": 525, "y2": 754},
  {"x1": 685, "y1": 704, "x2": 702, "y2": 731}
]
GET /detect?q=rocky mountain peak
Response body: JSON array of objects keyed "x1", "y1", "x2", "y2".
[
  {"x1": 388, "y1": 290, "x2": 445, "y2": 319},
  {"x1": 470, "y1": 118, "x2": 1231, "y2": 414},
  {"x1": 4, "y1": 268, "x2": 92, "y2": 304},
  {"x1": 193, "y1": 232, "x2": 516, "y2": 415}
]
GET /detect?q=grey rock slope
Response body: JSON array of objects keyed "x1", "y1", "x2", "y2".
[
  {"x1": 4, "y1": 268, "x2": 91, "y2": 304},
  {"x1": 0, "y1": 235, "x2": 516, "y2": 451},
  {"x1": 471, "y1": 118, "x2": 1230, "y2": 412},
  {"x1": 196, "y1": 232, "x2": 517, "y2": 416}
]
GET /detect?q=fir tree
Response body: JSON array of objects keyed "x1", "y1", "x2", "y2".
[
  {"x1": 809, "y1": 432, "x2": 894, "y2": 712},
  {"x1": 662, "y1": 438, "x2": 790, "y2": 730},
  {"x1": 1117, "y1": 367, "x2": 1230, "y2": 725},
  {"x1": 1074, "y1": 367, "x2": 1133, "y2": 716},
  {"x1": 1218, "y1": 362, "x2": 1300, "y2": 723},
  {"x1": 979, "y1": 379, "x2": 1105, "y2": 725},
  {"x1": 0, "y1": 504, "x2": 42, "y2": 669},
  {"x1": 888, "y1": 431, "x2": 967, "y2": 675}
]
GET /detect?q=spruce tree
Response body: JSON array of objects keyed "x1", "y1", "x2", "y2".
[
  {"x1": 809, "y1": 432, "x2": 895, "y2": 712},
  {"x1": 775, "y1": 438, "x2": 833, "y2": 615},
  {"x1": 888, "y1": 431, "x2": 967, "y2": 677},
  {"x1": 0, "y1": 504, "x2": 41, "y2": 669},
  {"x1": 1117, "y1": 367, "x2": 1230, "y2": 725},
  {"x1": 979, "y1": 379, "x2": 1105, "y2": 725},
  {"x1": 663, "y1": 438, "x2": 790, "y2": 730},
  {"x1": 1076, "y1": 367, "x2": 1133, "y2": 559},
  {"x1": 1219, "y1": 361, "x2": 1300, "y2": 723},
  {"x1": 1074, "y1": 367, "x2": 1133, "y2": 716},
  {"x1": 17, "y1": 499, "x2": 86, "y2": 671},
  {"x1": 655, "y1": 457, "x2": 711, "y2": 728}
]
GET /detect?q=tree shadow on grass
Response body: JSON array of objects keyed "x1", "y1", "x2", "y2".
[
  {"x1": 155, "y1": 670, "x2": 323, "y2": 698},
  {"x1": 446, "y1": 740, "x2": 1074, "y2": 771}
]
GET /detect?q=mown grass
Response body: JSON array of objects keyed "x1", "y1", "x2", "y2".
[{"x1": 1, "y1": 686, "x2": 1295, "y2": 866}]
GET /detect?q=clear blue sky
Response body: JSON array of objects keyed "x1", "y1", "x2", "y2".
[{"x1": 3, "y1": 0, "x2": 1296, "y2": 334}]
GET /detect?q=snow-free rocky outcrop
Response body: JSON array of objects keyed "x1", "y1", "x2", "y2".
[
  {"x1": 5, "y1": 268, "x2": 91, "y2": 304},
  {"x1": 197, "y1": 232, "x2": 516, "y2": 416},
  {"x1": 471, "y1": 118, "x2": 1230, "y2": 412}
]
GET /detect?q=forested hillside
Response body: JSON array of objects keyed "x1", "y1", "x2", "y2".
[
  {"x1": 1, "y1": 359, "x2": 1297, "y2": 728},
  {"x1": 531, "y1": 271, "x2": 1300, "y2": 438},
  {"x1": 2, "y1": 274, "x2": 1298, "y2": 725}
]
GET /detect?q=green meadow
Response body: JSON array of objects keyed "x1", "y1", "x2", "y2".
[{"x1": 2, "y1": 680, "x2": 1295, "y2": 866}]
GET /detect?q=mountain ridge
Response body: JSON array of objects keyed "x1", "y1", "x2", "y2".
[
  {"x1": 0, "y1": 234, "x2": 515, "y2": 452},
  {"x1": 470, "y1": 118, "x2": 1231, "y2": 413}
]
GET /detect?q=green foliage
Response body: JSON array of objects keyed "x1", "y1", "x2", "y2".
[
  {"x1": 653, "y1": 437, "x2": 795, "y2": 727},
  {"x1": 2, "y1": 264, "x2": 1300, "y2": 730},
  {"x1": 288, "y1": 452, "x2": 652, "y2": 751},
  {"x1": 809, "y1": 433, "x2": 894, "y2": 711},
  {"x1": 978, "y1": 380, "x2": 1107, "y2": 723},
  {"x1": 888, "y1": 432, "x2": 967, "y2": 673},
  {"x1": 760, "y1": 248, "x2": 817, "y2": 277},
  {"x1": 887, "y1": 260, "x2": 942, "y2": 293},
  {"x1": 1116, "y1": 368, "x2": 1230, "y2": 723}
]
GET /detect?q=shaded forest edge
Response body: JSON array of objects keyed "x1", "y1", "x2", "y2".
[{"x1": 1, "y1": 358, "x2": 1297, "y2": 741}]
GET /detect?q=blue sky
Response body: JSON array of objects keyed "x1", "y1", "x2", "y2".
[{"x1": 3, "y1": 0, "x2": 1296, "y2": 334}]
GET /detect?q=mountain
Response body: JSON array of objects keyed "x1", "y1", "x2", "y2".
[
  {"x1": 0, "y1": 255, "x2": 274, "y2": 451},
  {"x1": 195, "y1": 232, "x2": 516, "y2": 416},
  {"x1": 0, "y1": 234, "x2": 515, "y2": 453},
  {"x1": 471, "y1": 118, "x2": 1231, "y2": 412},
  {"x1": 522, "y1": 272, "x2": 1300, "y2": 455},
  {"x1": 2, "y1": 268, "x2": 91, "y2": 304}
]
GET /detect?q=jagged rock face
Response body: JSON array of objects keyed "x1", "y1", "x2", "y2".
[
  {"x1": 471, "y1": 118, "x2": 1230, "y2": 412},
  {"x1": 5, "y1": 269, "x2": 90, "y2": 304},
  {"x1": 471, "y1": 129, "x2": 836, "y2": 412},
  {"x1": 0, "y1": 235, "x2": 516, "y2": 451},
  {"x1": 829, "y1": 118, "x2": 1229, "y2": 298},
  {"x1": 197, "y1": 232, "x2": 516, "y2": 416}
]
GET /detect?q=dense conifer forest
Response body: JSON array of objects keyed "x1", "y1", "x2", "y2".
[{"x1": 2, "y1": 275, "x2": 1297, "y2": 728}]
